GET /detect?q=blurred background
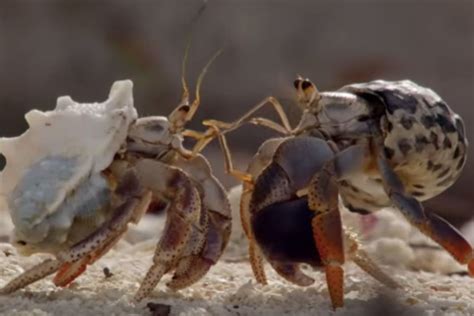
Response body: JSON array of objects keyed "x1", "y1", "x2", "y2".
[{"x1": 0, "y1": 0, "x2": 472, "y2": 225}]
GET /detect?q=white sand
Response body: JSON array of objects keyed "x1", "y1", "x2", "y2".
[
  {"x1": 1, "y1": 240, "x2": 473, "y2": 316},
  {"x1": 0, "y1": 187, "x2": 473, "y2": 316}
]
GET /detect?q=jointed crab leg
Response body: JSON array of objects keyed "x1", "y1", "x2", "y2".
[
  {"x1": 349, "y1": 246, "x2": 399, "y2": 289},
  {"x1": 373, "y1": 135, "x2": 474, "y2": 276},
  {"x1": 204, "y1": 96, "x2": 292, "y2": 136},
  {"x1": 308, "y1": 165, "x2": 345, "y2": 309},
  {"x1": 166, "y1": 154, "x2": 231, "y2": 290},
  {"x1": 53, "y1": 221, "x2": 133, "y2": 287},
  {"x1": 206, "y1": 123, "x2": 272, "y2": 284},
  {"x1": 0, "y1": 259, "x2": 62, "y2": 295},
  {"x1": 0, "y1": 172, "x2": 152, "y2": 294},
  {"x1": 132, "y1": 159, "x2": 203, "y2": 302},
  {"x1": 267, "y1": 137, "x2": 372, "y2": 309}
]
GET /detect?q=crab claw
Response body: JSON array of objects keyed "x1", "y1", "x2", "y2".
[{"x1": 133, "y1": 157, "x2": 231, "y2": 301}]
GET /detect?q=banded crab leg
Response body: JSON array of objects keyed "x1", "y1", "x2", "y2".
[
  {"x1": 372, "y1": 133, "x2": 474, "y2": 276},
  {"x1": 0, "y1": 170, "x2": 152, "y2": 294}
]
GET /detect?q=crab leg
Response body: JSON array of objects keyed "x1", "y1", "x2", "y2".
[
  {"x1": 243, "y1": 184, "x2": 268, "y2": 284},
  {"x1": 247, "y1": 137, "x2": 335, "y2": 287},
  {"x1": 203, "y1": 96, "x2": 293, "y2": 136},
  {"x1": 53, "y1": 171, "x2": 152, "y2": 286},
  {"x1": 132, "y1": 159, "x2": 202, "y2": 302},
  {"x1": 165, "y1": 201, "x2": 210, "y2": 290},
  {"x1": 167, "y1": 211, "x2": 223, "y2": 290},
  {"x1": 208, "y1": 125, "x2": 271, "y2": 283},
  {"x1": 0, "y1": 171, "x2": 151, "y2": 294},
  {"x1": 374, "y1": 141, "x2": 474, "y2": 276},
  {"x1": 167, "y1": 154, "x2": 232, "y2": 290},
  {"x1": 54, "y1": 224, "x2": 131, "y2": 287},
  {"x1": 344, "y1": 231, "x2": 399, "y2": 289},
  {"x1": 351, "y1": 250, "x2": 400, "y2": 289},
  {"x1": 307, "y1": 163, "x2": 345, "y2": 309},
  {"x1": 55, "y1": 198, "x2": 151, "y2": 286},
  {"x1": 304, "y1": 142, "x2": 368, "y2": 309},
  {"x1": 0, "y1": 259, "x2": 62, "y2": 294},
  {"x1": 200, "y1": 123, "x2": 267, "y2": 283}
]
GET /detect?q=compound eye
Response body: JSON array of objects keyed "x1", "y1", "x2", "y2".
[
  {"x1": 301, "y1": 80, "x2": 312, "y2": 90},
  {"x1": 293, "y1": 79, "x2": 302, "y2": 89},
  {"x1": 177, "y1": 104, "x2": 190, "y2": 113}
]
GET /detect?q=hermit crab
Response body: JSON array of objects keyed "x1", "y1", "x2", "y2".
[
  {"x1": 0, "y1": 53, "x2": 231, "y2": 302},
  {"x1": 204, "y1": 78, "x2": 472, "y2": 308}
]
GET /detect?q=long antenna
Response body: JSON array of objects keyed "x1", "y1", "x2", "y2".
[
  {"x1": 180, "y1": 1, "x2": 208, "y2": 105},
  {"x1": 186, "y1": 48, "x2": 222, "y2": 121}
]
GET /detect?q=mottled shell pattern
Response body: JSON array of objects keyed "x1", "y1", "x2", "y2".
[
  {"x1": 0, "y1": 80, "x2": 137, "y2": 254},
  {"x1": 336, "y1": 80, "x2": 468, "y2": 213}
]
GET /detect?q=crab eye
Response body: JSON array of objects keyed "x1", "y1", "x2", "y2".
[
  {"x1": 16, "y1": 240, "x2": 27, "y2": 246},
  {"x1": 301, "y1": 80, "x2": 312, "y2": 90},
  {"x1": 293, "y1": 79, "x2": 302, "y2": 89},
  {"x1": 177, "y1": 105, "x2": 190, "y2": 113}
]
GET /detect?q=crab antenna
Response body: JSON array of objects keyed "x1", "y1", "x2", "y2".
[
  {"x1": 186, "y1": 48, "x2": 223, "y2": 122},
  {"x1": 180, "y1": 1, "x2": 208, "y2": 105},
  {"x1": 180, "y1": 37, "x2": 191, "y2": 104}
]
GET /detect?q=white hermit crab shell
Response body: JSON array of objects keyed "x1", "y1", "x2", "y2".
[{"x1": 0, "y1": 80, "x2": 137, "y2": 252}]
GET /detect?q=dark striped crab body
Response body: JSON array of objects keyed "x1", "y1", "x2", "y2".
[{"x1": 297, "y1": 79, "x2": 468, "y2": 215}]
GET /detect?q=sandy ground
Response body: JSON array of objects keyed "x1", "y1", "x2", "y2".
[
  {"x1": 0, "y1": 187, "x2": 473, "y2": 316},
  {"x1": 1, "y1": 240, "x2": 473, "y2": 316}
]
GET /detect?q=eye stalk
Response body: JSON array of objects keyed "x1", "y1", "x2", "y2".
[{"x1": 294, "y1": 76, "x2": 321, "y2": 113}]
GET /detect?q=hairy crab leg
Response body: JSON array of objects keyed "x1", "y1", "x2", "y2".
[
  {"x1": 132, "y1": 159, "x2": 202, "y2": 302},
  {"x1": 374, "y1": 135, "x2": 474, "y2": 276}
]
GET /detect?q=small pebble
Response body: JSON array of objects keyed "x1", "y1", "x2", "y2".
[
  {"x1": 147, "y1": 302, "x2": 171, "y2": 316},
  {"x1": 103, "y1": 267, "x2": 114, "y2": 279}
]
